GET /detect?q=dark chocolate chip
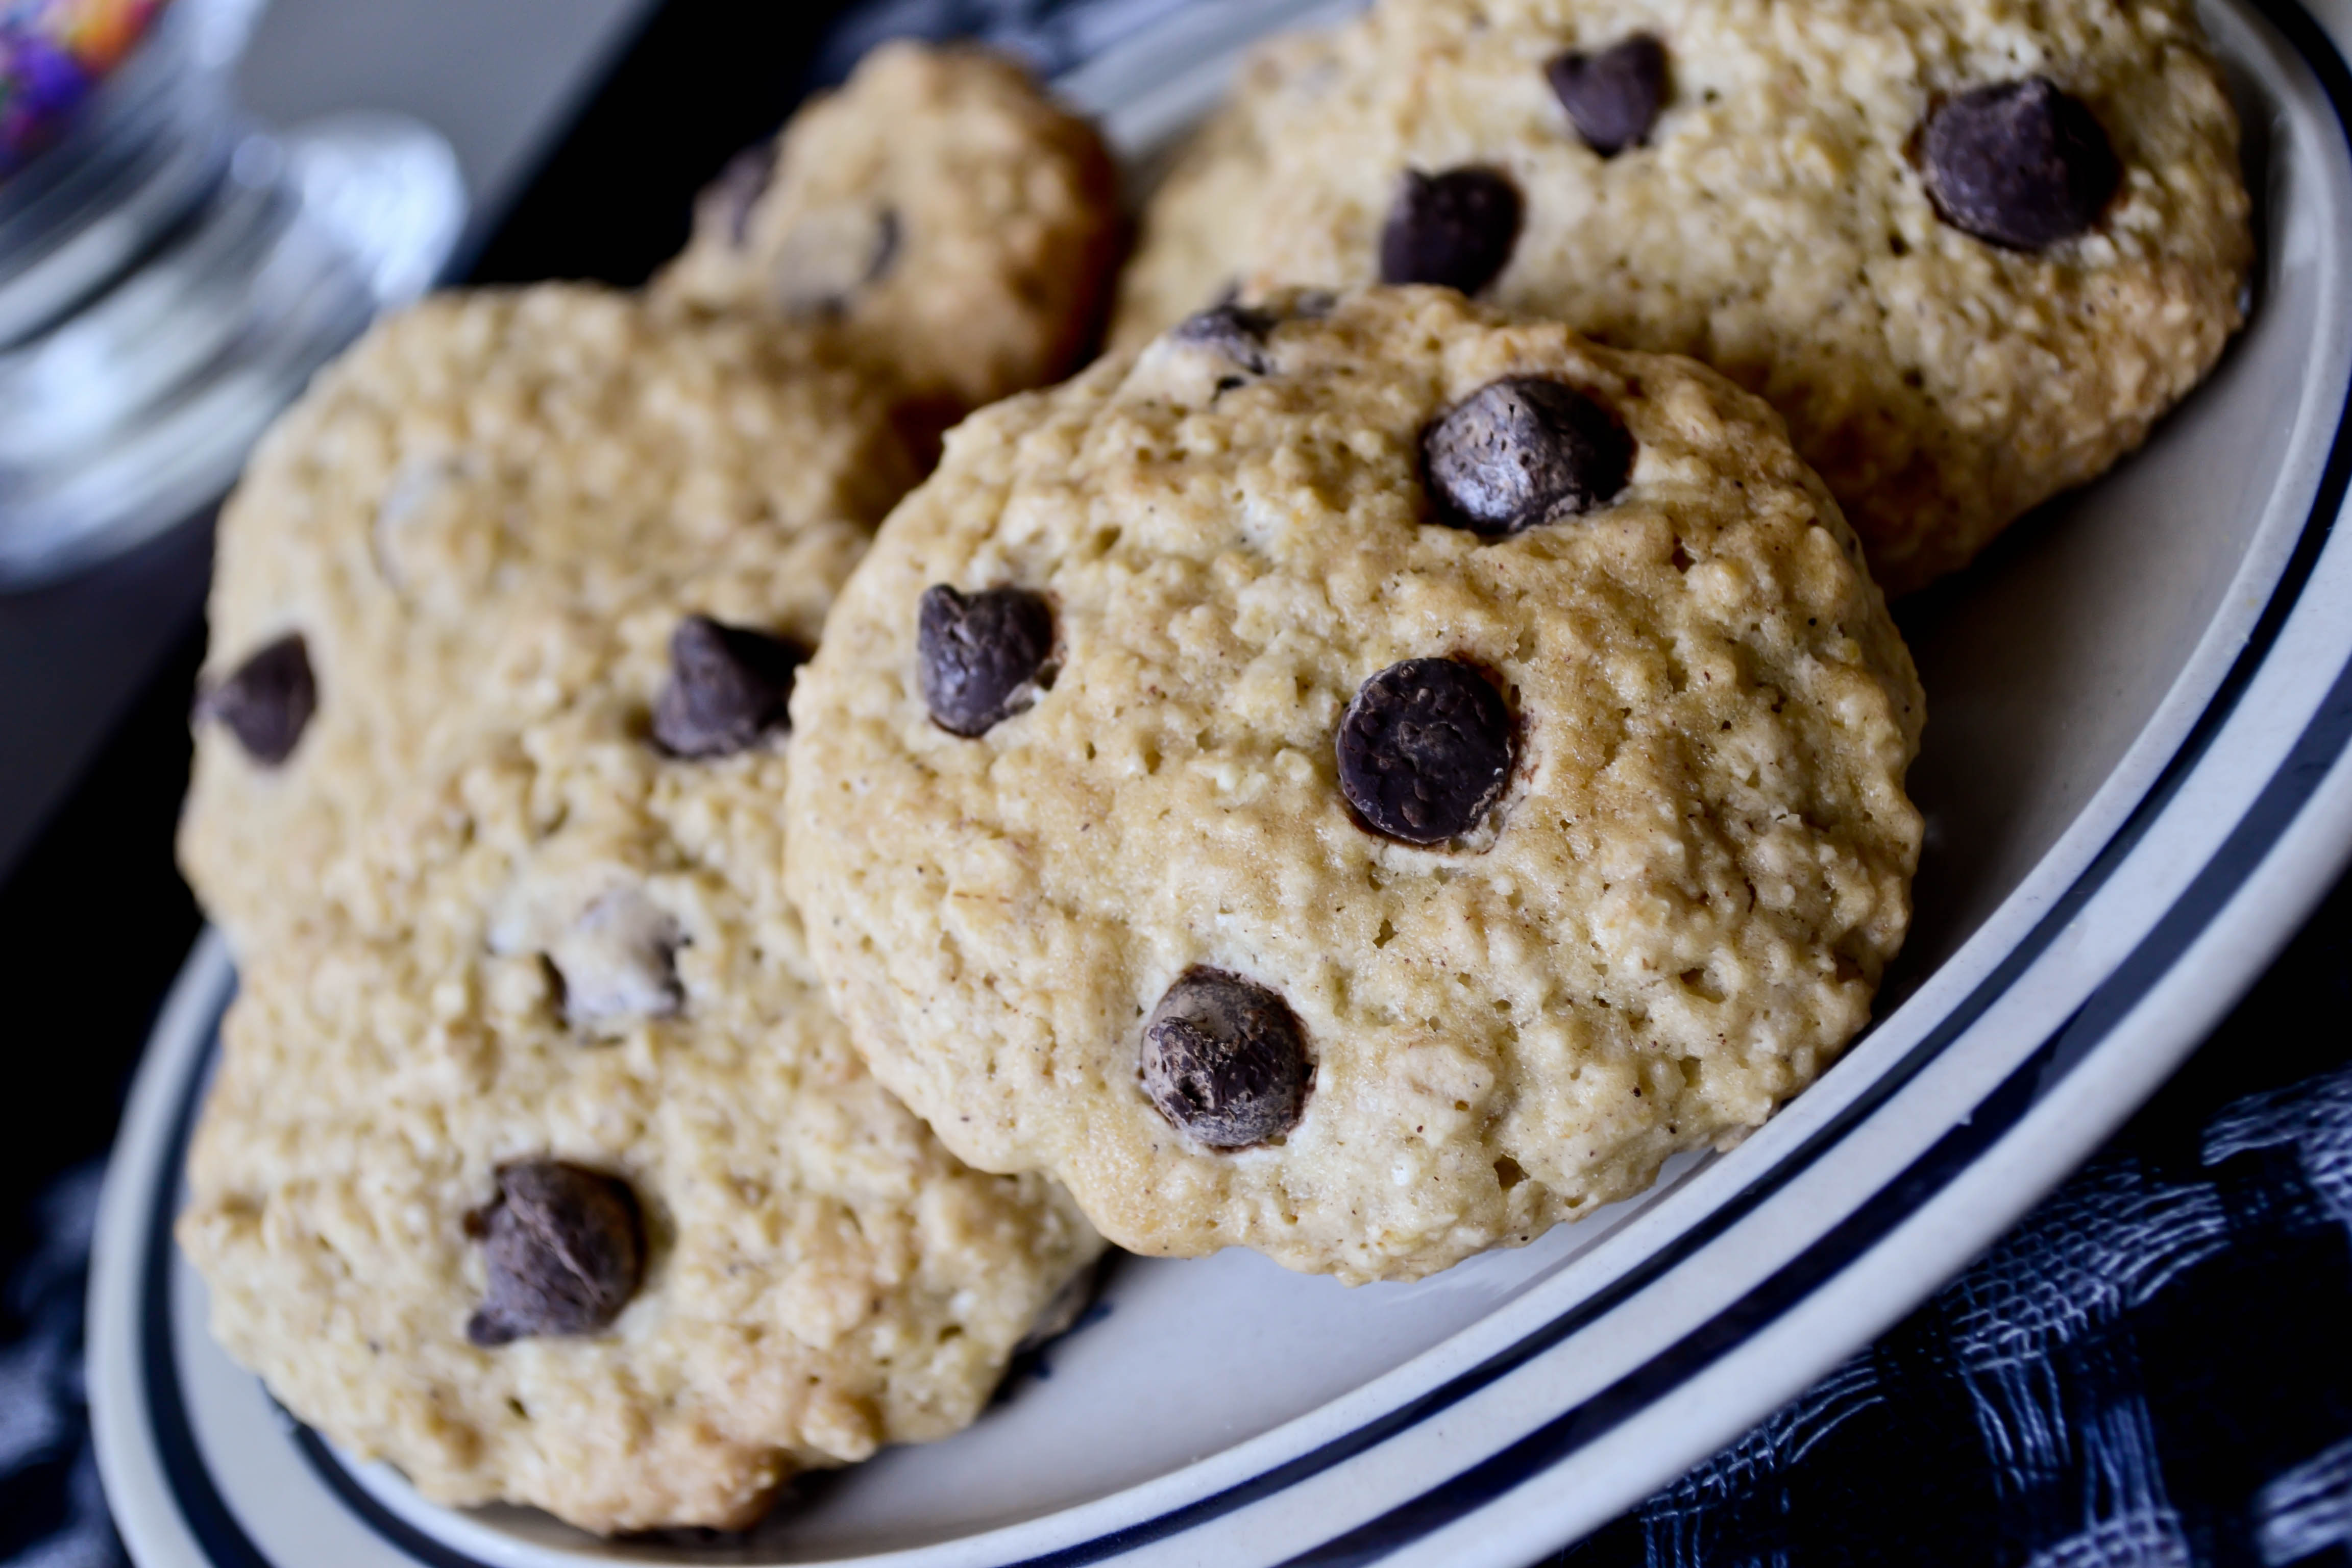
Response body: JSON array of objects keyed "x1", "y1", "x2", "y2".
[
  {"x1": 1423, "y1": 377, "x2": 1633, "y2": 535},
  {"x1": 196, "y1": 633, "x2": 315, "y2": 766},
  {"x1": 652, "y1": 616, "x2": 804, "y2": 759},
  {"x1": 1547, "y1": 34, "x2": 1669, "y2": 156},
  {"x1": 465, "y1": 1161, "x2": 645, "y2": 1346},
  {"x1": 1379, "y1": 167, "x2": 1523, "y2": 296},
  {"x1": 1337, "y1": 657, "x2": 1514, "y2": 845},
  {"x1": 707, "y1": 143, "x2": 775, "y2": 248},
  {"x1": 1170, "y1": 302, "x2": 1280, "y2": 375},
  {"x1": 917, "y1": 585, "x2": 1055, "y2": 738},
  {"x1": 1921, "y1": 77, "x2": 2120, "y2": 250},
  {"x1": 1141, "y1": 969, "x2": 1311, "y2": 1148}
]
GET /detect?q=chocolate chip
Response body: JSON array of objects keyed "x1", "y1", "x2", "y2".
[
  {"x1": 1379, "y1": 168, "x2": 1523, "y2": 296},
  {"x1": 550, "y1": 887, "x2": 683, "y2": 1027},
  {"x1": 1921, "y1": 77, "x2": 2120, "y2": 250},
  {"x1": 1170, "y1": 302, "x2": 1280, "y2": 375},
  {"x1": 917, "y1": 585, "x2": 1055, "y2": 738},
  {"x1": 652, "y1": 615, "x2": 804, "y2": 759},
  {"x1": 1547, "y1": 34, "x2": 1668, "y2": 156},
  {"x1": 1423, "y1": 377, "x2": 1633, "y2": 535},
  {"x1": 706, "y1": 143, "x2": 775, "y2": 248},
  {"x1": 1337, "y1": 658, "x2": 1514, "y2": 845},
  {"x1": 1141, "y1": 969, "x2": 1311, "y2": 1148},
  {"x1": 196, "y1": 633, "x2": 315, "y2": 766},
  {"x1": 465, "y1": 1162, "x2": 645, "y2": 1346}
]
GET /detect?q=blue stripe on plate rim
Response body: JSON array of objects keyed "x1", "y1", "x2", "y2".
[{"x1": 118, "y1": 1, "x2": 2352, "y2": 1559}]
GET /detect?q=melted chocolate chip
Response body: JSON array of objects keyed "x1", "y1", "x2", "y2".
[
  {"x1": 1922, "y1": 77, "x2": 2120, "y2": 250},
  {"x1": 1423, "y1": 377, "x2": 1633, "y2": 535},
  {"x1": 1379, "y1": 167, "x2": 1523, "y2": 296},
  {"x1": 917, "y1": 585, "x2": 1055, "y2": 738},
  {"x1": 1141, "y1": 969, "x2": 1311, "y2": 1148},
  {"x1": 1547, "y1": 34, "x2": 1668, "y2": 156},
  {"x1": 465, "y1": 1162, "x2": 645, "y2": 1345},
  {"x1": 652, "y1": 615, "x2": 804, "y2": 759},
  {"x1": 1170, "y1": 302, "x2": 1281, "y2": 375},
  {"x1": 1337, "y1": 658, "x2": 1514, "y2": 845},
  {"x1": 706, "y1": 143, "x2": 775, "y2": 248},
  {"x1": 197, "y1": 633, "x2": 315, "y2": 766}
]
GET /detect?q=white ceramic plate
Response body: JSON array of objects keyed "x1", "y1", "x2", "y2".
[{"x1": 90, "y1": 1, "x2": 2352, "y2": 1563}]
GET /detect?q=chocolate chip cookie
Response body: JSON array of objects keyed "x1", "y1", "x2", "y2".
[
  {"x1": 786, "y1": 287, "x2": 1924, "y2": 1284},
  {"x1": 177, "y1": 432, "x2": 1100, "y2": 1535},
  {"x1": 178, "y1": 285, "x2": 917, "y2": 954},
  {"x1": 655, "y1": 40, "x2": 1123, "y2": 420},
  {"x1": 1112, "y1": 0, "x2": 2253, "y2": 593}
]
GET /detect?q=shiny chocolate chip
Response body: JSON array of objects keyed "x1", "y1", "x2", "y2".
[
  {"x1": 1423, "y1": 377, "x2": 1633, "y2": 535},
  {"x1": 917, "y1": 585, "x2": 1055, "y2": 737},
  {"x1": 197, "y1": 633, "x2": 315, "y2": 767},
  {"x1": 1547, "y1": 34, "x2": 1668, "y2": 156},
  {"x1": 465, "y1": 1162, "x2": 645, "y2": 1346},
  {"x1": 1379, "y1": 167, "x2": 1523, "y2": 296},
  {"x1": 1337, "y1": 658, "x2": 1514, "y2": 846},
  {"x1": 1922, "y1": 77, "x2": 2120, "y2": 250},
  {"x1": 1170, "y1": 301, "x2": 1281, "y2": 375},
  {"x1": 652, "y1": 615, "x2": 805, "y2": 759},
  {"x1": 1142, "y1": 969, "x2": 1311, "y2": 1148}
]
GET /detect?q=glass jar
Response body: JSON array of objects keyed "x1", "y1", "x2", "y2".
[{"x1": 0, "y1": 0, "x2": 463, "y2": 585}]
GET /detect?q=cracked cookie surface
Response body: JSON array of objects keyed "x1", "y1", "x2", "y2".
[{"x1": 787, "y1": 288, "x2": 1924, "y2": 1284}]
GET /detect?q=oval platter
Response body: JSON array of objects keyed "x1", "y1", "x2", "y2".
[{"x1": 91, "y1": 0, "x2": 2352, "y2": 1562}]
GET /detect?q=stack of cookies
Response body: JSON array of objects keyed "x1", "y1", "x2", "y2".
[
  {"x1": 174, "y1": 0, "x2": 2253, "y2": 1538},
  {"x1": 176, "y1": 44, "x2": 1121, "y2": 1535}
]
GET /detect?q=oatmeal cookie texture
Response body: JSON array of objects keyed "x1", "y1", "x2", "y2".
[
  {"x1": 177, "y1": 285, "x2": 916, "y2": 953},
  {"x1": 1112, "y1": 0, "x2": 2252, "y2": 593},
  {"x1": 177, "y1": 429, "x2": 1099, "y2": 1535},
  {"x1": 786, "y1": 288, "x2": 1924, "y2": 1284},
  {"x1": 655, "y1": 40, "x2": 1123, "y2": 420}
]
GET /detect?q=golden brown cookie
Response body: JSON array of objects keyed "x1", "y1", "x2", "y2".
[
  {"x1": 1113, "y1": 0, "x2": 2252, "y2": 592},
  {"x1": 787, "y1": 287, "x2": 1924, "y2": 1283},
  {"x1": 656, "y1": 41, "x2": 1124, "y2": 419},
  {"x1": 176, "y1": 284, "x2": 1098, "y2": 1531},
  {"x1": 179, "y1": 284, "x2": 916, "y2": 953}
]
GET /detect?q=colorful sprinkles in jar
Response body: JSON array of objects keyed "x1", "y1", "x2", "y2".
[{"x1": 1, "y1": 0, "x2": 172, "y2": 177}]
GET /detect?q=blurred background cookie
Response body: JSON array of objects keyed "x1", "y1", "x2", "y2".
[{"x1": 655, "y1": 40, "x2": 1124, "y2": 425}]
